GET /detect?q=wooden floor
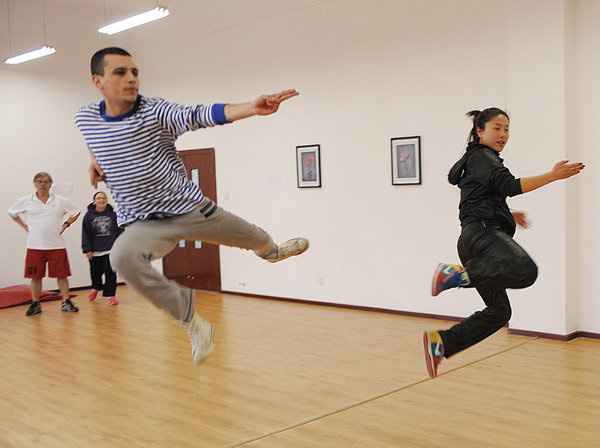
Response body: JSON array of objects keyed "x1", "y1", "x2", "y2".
[{"x1": 0, "y1": 286, "x2": 598, "y2": 448}]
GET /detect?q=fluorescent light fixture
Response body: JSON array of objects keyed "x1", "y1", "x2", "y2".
[
  {"x1": 98, "y1": 6, "x2": 169, "y2": 35},
  {"x1": 4, "y1": 46, "x2": 56, "y2": 65}
]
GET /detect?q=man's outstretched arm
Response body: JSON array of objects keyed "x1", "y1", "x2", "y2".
[{"x1": 224, "y1": 89, "x2": 299, "y2": 122}]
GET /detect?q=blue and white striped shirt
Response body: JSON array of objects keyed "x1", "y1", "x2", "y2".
[{"x1": 75, "y1": 95, "x2": 229, "y2": 225}]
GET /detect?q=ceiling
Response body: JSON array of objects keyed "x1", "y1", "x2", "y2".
[{"x1": 0, "y1": 0, "x2": 332, "y2": 60}]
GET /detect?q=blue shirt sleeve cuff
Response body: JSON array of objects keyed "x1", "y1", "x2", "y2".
[{"x1": 212, "y1": 103, "x2": 230, "y2": 125}]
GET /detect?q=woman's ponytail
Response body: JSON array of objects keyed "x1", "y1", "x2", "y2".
[{"x1": 466, "y1": 110, "x2": 482, "y2": 143}]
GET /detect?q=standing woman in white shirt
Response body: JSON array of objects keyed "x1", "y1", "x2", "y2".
[{"x1": 8, "y1": 172, "x2": 81, "y2": 315}]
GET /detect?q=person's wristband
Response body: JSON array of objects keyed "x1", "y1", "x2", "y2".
[{"x1": 63, "y1": 221, "x2": 70, "y2": 227}]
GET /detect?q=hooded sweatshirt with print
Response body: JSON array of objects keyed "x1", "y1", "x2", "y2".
[{"x1": 82, "y1": 203, "x2": 122, "y2": 254}]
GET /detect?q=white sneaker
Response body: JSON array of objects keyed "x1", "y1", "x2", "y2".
[
  {"x1": 265, "y1": 238, "x2": 309, "y2": 263},
  {"x1": 186, "y1": 313, "x2": 215, "y2": 364}
]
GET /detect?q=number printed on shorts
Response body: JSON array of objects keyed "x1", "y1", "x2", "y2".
[{"x1": 27, "y1": 267, "x2": 37, "y2": 276}]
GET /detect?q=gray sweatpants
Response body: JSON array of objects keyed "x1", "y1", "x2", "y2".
[{"x1": 110, "y1": 198, "x2": 276, "y2": 323}]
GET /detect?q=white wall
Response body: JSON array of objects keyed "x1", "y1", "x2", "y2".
[
  {"x1": 141, "y1": 0, "x2": 508, "y2": 322},
  {"x1": 575, "y1": 0, "x2": 600, "y2": 333},
  {"x1": 504, "y1": 0, "x2": 571, "y2": 335},
  {"x1": 0, "y1": 55, "x2": 96, "y2": 290},
  {"x1": 0, "y1": 0, "x2": 597, "y2": 335}
]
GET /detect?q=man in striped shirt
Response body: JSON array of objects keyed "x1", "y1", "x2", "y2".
[{"x1": 75, "y1": 47, "x2": 309, "y2": 364}]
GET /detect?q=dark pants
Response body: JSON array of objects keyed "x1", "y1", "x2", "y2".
[
  {"x1": 90, "y1": 254, "x2": 117, "y2": 297},
  {"x1": 439, "y1": 221, "x2": 538, "y2": 358}
]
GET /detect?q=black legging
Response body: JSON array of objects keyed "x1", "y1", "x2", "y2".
[
  {"x1": 439, "y1": 221, "x2": 538, "y2": 358},
  {"x1": 89, "y1": 254, "x2": 117, "y2": 297}
]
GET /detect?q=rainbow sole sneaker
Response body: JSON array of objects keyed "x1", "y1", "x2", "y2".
[
  {"x1": 432, "y1": 263, "x2": 468, "y2": 296},
  {"x1": 423, "y1": 331, "x2": 444, "y2": 378}
]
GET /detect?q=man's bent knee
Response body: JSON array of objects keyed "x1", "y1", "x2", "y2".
[{"x1": 109, "y1": 239, "x2": 140, "y2": 278}]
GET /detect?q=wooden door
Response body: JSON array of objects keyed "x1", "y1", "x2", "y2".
[{"x1": 162, "y1": 148, "x2": 221, "y2": 291}]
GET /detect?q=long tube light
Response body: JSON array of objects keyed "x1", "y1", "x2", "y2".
[
  {"x1": 98, "y1": 6, "x2": 169, "y2": 35},
  {"x1": 4, "y1": 46, "x2": 56, "y2": 65}
]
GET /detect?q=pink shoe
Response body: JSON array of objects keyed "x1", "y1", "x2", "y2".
[
  {"x1": 108, "y1": 296, "x2": 119, "y2": 306},
  {"x1": 88, "y1": 289, "x2": 99, "y2": 301}
]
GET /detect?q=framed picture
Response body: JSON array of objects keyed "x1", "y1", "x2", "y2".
[
  {"x1": 391, "y1": 136, "x2": 421, "y2": 185},
  {"x1": 296, "y1": 144, "x2": 321, "y2": 188}
]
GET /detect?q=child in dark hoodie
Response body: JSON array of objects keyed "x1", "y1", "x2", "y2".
[
  {"x1": 423, "y1": 107, "x2": 584, "y2": 378},
  {"x1": 82, "y1": 191, "x2": 123, "y2": 305}
]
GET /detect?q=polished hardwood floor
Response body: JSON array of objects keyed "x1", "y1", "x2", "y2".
[{"x1": 0, "y1": 287, "x2": 598, "y2": 447}]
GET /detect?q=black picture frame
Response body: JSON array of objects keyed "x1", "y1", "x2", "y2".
[
  {"x1": 391, "y1": 136, "x2": 421, "y2": 185},
  {"x1": 296, "y1": 144, "x2": 321, "y2": 188}
]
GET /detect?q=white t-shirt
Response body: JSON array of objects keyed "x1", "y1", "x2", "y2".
[{"x1": 8, "y1": 193, "x2": 79, "y2": 250}]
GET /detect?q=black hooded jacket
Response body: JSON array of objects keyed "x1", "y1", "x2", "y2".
[{"x1": 448, "y1": 142, "x2": 522, "y2": 236}]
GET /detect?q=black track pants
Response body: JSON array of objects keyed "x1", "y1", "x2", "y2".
[
  {"x1": 90, "y1": 254, "x2": 117, "y2": 297},
  {"x1": 439, "y1": 221, "x2": 538, "y2": 358}
]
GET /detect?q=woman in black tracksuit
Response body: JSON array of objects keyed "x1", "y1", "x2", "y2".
[{"x1": 423, "y1": 107, "x2": 584, "y2": 379}]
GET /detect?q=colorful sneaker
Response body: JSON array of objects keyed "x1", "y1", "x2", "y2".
[
  {"x1": 423, "y1": 331, "x2": 444, "y2": 378},
  {"x1": 186, "y1": 313, "x2": 215, "y2": 364},
  {"x1": 108, "y1": 296, "x2": 119, "y2": 306},
  {"x1": 432, "y1": 263, "x2": 469, "y2": 296},
  {"x1": 88, "y1": 289, "x2": 99, "y2": 301},
  {"x1": 264, "y1": 238, "x2": 310, "y2": 263},
  {"x1": 25, "y1": 301, "x2": 42, "y2": 316},
  {"x1": 61, "y1": 299, "x2": 79, "y2": 312}
]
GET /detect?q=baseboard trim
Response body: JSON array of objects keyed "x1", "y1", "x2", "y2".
[
  {"x1": 221, "y1": 290, "x2": 600, "y2": 341},
  {"x1": 51, "y1": 282, "x2": 126, "y2": 293},
  {"x1": 222, "y1": 290, "x2": 471, "y2": 322},
  {"x1": 222, "y1": 290, "x2": 470, "y2": 322},
  {"x1": 508, "y1": 328, "x2": 600, "y2": 341}
]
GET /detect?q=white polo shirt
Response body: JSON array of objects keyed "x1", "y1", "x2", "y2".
[{"x1": 8, "y1": 193, "x2": 79, "y2": 250}]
